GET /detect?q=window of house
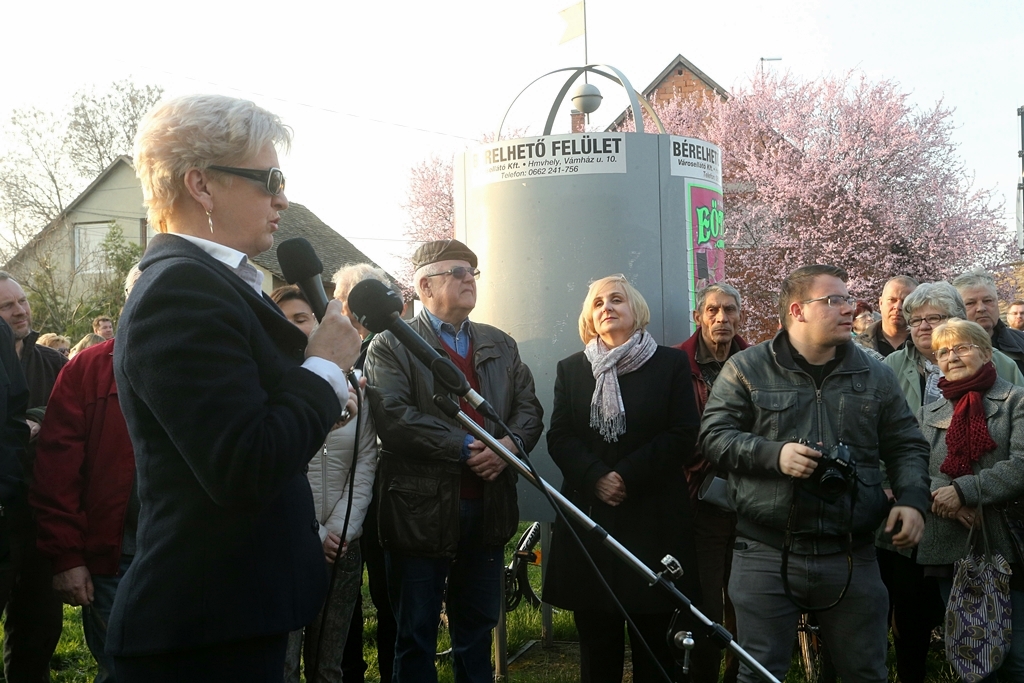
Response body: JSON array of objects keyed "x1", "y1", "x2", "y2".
[{"x1": 74, "y1": 222, "x2": 113, "y2": 273}]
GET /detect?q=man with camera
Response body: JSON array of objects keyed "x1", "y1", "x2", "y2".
[{"x1": 699, "y1": 265, "x2": 931, "y2": 682}]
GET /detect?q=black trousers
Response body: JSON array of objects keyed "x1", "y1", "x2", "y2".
[
  {"x1": 340, "y1": 496, "x2": 396, "y2": 683},
  {"x1": 0, "y1": 502, "x2": 63, "y2": 683},
  {"x1": 574, "y1": 610, "x2": 677, "y2": 683},
  {"x1": 113, "y1": 633, "x2": 288, "y2": 683},
  {"x1": 876, "y1": 547, "x2": 944, "y2": 683}
]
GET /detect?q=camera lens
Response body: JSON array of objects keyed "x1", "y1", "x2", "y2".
[{"x1": 817, "y1": 467, "x2": 848, "y2": 499}]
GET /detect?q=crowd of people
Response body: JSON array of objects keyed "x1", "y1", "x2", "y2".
[{"x1": 0, "y1": 91, "x2": 1020, "y2": 683}]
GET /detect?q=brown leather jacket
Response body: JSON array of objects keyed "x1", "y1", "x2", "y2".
[{"x1": 364, "y1": 310, "x2": 543, "y2": 558}]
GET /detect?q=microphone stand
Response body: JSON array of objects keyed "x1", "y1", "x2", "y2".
[{"x1": 431, "y1": 394, "x2": 781, "y2": 683}]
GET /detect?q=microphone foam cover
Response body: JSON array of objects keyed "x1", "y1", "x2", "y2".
[
  {"x1": 278, "y1": 237, "x2": 323, "y2": 284},
  {"x1": 348, "y1": 279, "x2": 404, "y2": 333}
]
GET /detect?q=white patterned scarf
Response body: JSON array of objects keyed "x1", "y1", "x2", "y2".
[{"x1": 584, "y1": 330, "x2": 658, "y2": 442}]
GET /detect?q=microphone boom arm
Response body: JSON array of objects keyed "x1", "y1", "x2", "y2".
[{"x1": 431, "y1": 394, "x2": 780, "y2": 683}]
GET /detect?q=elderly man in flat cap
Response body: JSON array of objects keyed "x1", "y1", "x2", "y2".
[{"x1": 364, "y1": 239, "x2": 543, "y2": 683}]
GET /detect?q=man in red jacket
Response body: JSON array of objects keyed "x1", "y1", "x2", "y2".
[
  {"x1": 30, "y1": 337, "x2": 135, "y2": 683},
  {"x1": 674, "y1": 282, "x2": 748, "y2": 683}
]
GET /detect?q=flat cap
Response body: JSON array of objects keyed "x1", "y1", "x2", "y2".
[{"x1": 412, "y1": 239, "x2": 478, "y2": 271}]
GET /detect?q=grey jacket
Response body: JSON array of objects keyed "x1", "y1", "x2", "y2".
[
  {"x1": 699, "y1": 331, "x2": 932, "y2": 554},
  {"x1": 916, "y1": 377, "x2": 1024, "y2": 566},
  {"x1": 364, "y1": 310, "x2": 543, "y2": 558}
]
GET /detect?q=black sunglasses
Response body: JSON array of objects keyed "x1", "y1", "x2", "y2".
[
  {"x1": 426, "y1": 266, "x2": 481, "y2": 280},
  {"x1": 207, "y1": 165, "x2": 286, "y2": 195}
]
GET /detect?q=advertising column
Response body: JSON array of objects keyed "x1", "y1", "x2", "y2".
[{"x1": 669, "y1": 137, "x2": 724, "y2": 317}]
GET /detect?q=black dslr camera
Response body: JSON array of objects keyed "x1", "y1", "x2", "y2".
[{"x1": 798, "y1": 441, "x2": 855, "y2": 504}]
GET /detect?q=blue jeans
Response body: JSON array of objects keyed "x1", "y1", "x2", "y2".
[
  {"x1": 728, "y1": 537, "x2": 889, "y2": 683},
  {"x1": 385, "y1": 499, "x2": 502, "y2": 683},
  {"x1": 938, "y1": 578, "x2": 1024, "y2": 681},
  {"x1": 84, "y1": 554, "x2": 133, "y2": 683}
]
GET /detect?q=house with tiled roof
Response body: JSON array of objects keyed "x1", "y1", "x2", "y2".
[{"x1": 607, "y1": 54, "x2": 730, "y2": 131}]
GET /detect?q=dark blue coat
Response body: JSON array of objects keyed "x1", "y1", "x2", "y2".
[{"x1": 108, "y1": 234, "x2": 341, "y2": 656}]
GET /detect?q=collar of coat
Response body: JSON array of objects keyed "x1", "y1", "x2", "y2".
[
  {"x1": 412, "y1": 309, "x2": 500, "y2": 364},
  {"x1": 675, "y1": 327, "x2": 749, "y2": 378},
  {"x1": 770, "y1": 329, "x2": 868, "y2": 377},
  {"x1": 920, "y1": 376, "x2": 1012, "y2": 429}
]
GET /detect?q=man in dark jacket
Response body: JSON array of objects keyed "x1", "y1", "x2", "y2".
[
  {"x1": 0, "y1": 271, "x2": 66, "y2": 681},
  {"x1": 365, "y1": 239, "x2": 543, "y2": 683},
  {"x1": 30, "y1": 337, "x2": 134, "y2": 683},
  {"x1": 953, "y1": 269, "x2": 1024, "y2": 374},
  {"x1": 855, "y1": 275, "x2": 917, "y2": 357},
  {"x1": 674, "y1": 282, "x2": 747, "y2": 683},
  {"x1": 699, "y1": 264, "x2": 931, "y2": 683}
]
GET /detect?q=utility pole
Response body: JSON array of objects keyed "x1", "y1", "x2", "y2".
[{"x1": 1018, "y1": 106, "x2": 1023, "y2": 254}]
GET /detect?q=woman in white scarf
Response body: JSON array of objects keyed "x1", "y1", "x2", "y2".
[{"x1": 542, "y1": 274, "x2": 702, "y2": 683}]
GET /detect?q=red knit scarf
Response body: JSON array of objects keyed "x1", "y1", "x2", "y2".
[{"x1": 938, "y1": 361, "x2": 998, "y2": 478}]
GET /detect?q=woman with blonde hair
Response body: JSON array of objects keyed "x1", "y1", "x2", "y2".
[
  {"x1": 108, "y1": 94, "x2": 360, "y2": 681},
  {"x1": 543, "y1": 274, "x2": 701, "y2": 682},
  {"x1": 36, "y1": 333, "x2": 71, "y2": 357},
  {"x1": 70, "y1": 333, "x2": 105, "y2": 358}
]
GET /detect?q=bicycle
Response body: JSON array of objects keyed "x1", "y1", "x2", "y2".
[
  {"x1": 435, "y1": 521, "x2": 544, "y2": 659},
  {"x1": 796, "y1": 612, "x2": 836, "y2": 683},
  {"x1": 505, "y1": 521, "x2": 542, "y2": 611}
]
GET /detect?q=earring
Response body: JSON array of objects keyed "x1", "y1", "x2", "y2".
[{"x1": 206, "y1": 209, "x2": 214, "y2": 234}]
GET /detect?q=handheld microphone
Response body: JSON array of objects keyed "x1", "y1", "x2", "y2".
[
  {"x1": 348, "y1": 279, "x2": 500, "y2": 422},
  {"x1": 277, "y1": 237, "x2": 330, "y2": 321}
]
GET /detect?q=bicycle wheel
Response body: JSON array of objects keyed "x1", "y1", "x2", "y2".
[{"x1": 796, "y1": 613, "x2": 836, "y2": 683}]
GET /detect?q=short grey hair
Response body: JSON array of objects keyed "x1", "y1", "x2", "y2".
[
  {"x1": 0, "y1": 271, "x2": 18, "y2": 285},
  {"x1": 902, "y1": 281, "x2": 967, "y2": 322},
  {"x1": 883, "y1": 275, "x2": 919, "y2": 293},
  {"x1": 134, "y1": 94, "x2": 292, "y2": 232},
  {"x1": 952, "y1": 269, "x2": 997, "y2": 295},
  {"x1": 332, "y1": 263, "x2": 390, "y2": 303},
  {"x1": 695, "y1": 282, "x2": 742, "y2": 314}
]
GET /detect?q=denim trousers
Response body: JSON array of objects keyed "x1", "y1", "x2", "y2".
[
  {"x1": 937, "y1": 577, "x2": 1024, "y2": 682},
  {"x1": 284, "y1": 539, "x2": 362, "y2": 683},
  {"x1": 83, "y1": 554, "x2": 133, "y2": 683},
  {"x1": 385, "y1": 499, "x2": 502, "y2": 683},
  {"x1": 728, "y1": 537, "x2": 889, "y2": 683}
]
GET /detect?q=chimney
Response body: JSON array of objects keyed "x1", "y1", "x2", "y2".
[{"x1": 570, "y1": 109, "x2": 585, "y2": 133}]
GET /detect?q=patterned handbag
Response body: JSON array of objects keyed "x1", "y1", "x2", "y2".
[{"x1": 945, "y1": 500, "x2": 1013, "y2": 682}]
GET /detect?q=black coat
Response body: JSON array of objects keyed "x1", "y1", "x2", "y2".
[
  {"x1": 109, "y1": 234, "x2": 342, "y2": 656},
  {"x1": 542, "y1": 346, "x2": 701, "y2": 614},
  {"x1": 0, "y1": 319, "x2": 28, "y2": 505}
]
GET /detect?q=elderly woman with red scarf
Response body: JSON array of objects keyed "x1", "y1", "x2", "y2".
[{"x1": 917, "y1": 318, "x2": 1024, "y2": 680}]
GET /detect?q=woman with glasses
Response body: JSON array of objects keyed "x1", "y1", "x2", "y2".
[
  {"x1": 36, "y1": 333, "x2": 71, "y2": 357},
  {"x1": 107, "y1": 94, "x2": 362, "y2": 682},
  {"x1": 543, "y1": 274, "x2": 701, "y2": 683},
  {"x1": 916, "y1": 318, "x2": 1024, "y2": 680},
  {"x1": 879, "y1": 283, "x2": 1023, "y2": 683}
]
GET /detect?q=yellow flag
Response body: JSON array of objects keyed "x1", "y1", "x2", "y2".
[{"x1": 559, "y1": 1, "x2": 585, "y2": 44}]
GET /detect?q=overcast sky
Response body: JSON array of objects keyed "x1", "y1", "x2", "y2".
[{"x1": 3, "y1": 0, "x2": 1022, "y2": 274}]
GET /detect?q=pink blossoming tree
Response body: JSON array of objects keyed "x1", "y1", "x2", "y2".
[{"x1": 635, "y1": 70, "x2": 1009, "y2": 340}]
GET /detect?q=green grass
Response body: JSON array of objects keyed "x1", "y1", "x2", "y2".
[{"x1": 28, "y1": 523, "x2": 961, "y2": 681}]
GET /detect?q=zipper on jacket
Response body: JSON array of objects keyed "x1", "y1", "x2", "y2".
[{"x1": 321, "y1": 442, "x2": 328, "y2": 523}]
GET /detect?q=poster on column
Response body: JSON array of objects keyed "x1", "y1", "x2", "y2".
[
  {"x1": 669, "y1": 136, "x2": 725, "y2": 314},
  {"x1": 467, "y1": 133, "x2": 627, "y2": 186}
]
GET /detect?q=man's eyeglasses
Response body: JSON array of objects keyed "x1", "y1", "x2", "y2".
[
  {"x1": 802, "y1": 295, "x2": 856, "y2": 308},
  {"x1": 207, "y1": 166, "x2": 286, "y2": 196},
  {"x1": 426, "y1": 267, "x2": 481, "y2": 281},
  {"x1": 935, "y1": 343, "x2": 980, "y2": 362},
  {"x1": 907, "y1": 314, "x2": 948, "y2": 328}
]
